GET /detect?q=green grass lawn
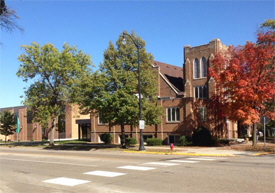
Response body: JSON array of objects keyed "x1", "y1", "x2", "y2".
[
  {"x1": 54, "y1": 140, "x2": 89, "y2": 144},
  {"x1": 0, "y1": 140, "x2": 13, "y2": 144},
  {"x1": 0, "y1": 140, "x2": 89, "y2": 145}
]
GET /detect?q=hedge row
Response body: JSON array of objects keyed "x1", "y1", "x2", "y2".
[
  {"x1": 126, "y1": 138, "x2": 137, "y2": 145},
  {"x1": 146, "y1": 138, "x2": 162, "y2": 146},
  {"x1": 100, "y1": 133, "x2": 113, "y2": 144},
  {"x1": 101, "y1": 127, "x2": 230, "y2": 147}
]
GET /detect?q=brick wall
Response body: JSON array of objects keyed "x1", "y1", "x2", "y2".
[
  {"x1": 65, "y1": 104, "x2": 90, "y2": 139},
  {"x1": 159, "y1": 76, "x2": 178, "y2": 98},
  {"x1": 184, "y1": 39, "x2": 228, "y2": 98}
]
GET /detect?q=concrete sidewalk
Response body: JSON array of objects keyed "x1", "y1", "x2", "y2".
[
  {"x1": 1, "y1": 141, "x2": 273, "y2": 157},
  {"x1": 125, "y1": 143, "x2": 274, "y2": 157}
]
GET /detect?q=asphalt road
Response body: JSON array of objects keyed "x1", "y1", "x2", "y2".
[{"x1": 0, "y1": 147, "x2": 274, "y2": 193}]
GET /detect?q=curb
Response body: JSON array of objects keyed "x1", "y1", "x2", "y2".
[
  {"x1": 123, "y1": 150, "x2": 236, "y2": 157},
  {"x1": 252, "y1": 152, "x2": 274, "y2": 156}
]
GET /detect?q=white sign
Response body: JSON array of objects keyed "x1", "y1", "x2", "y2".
[{"x1": 139, "y1": 120, "x2": 145, "y2": 129}]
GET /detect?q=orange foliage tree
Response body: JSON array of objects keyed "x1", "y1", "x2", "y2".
[{"x1": 209, "y1": 31, "x2": 275, "y2": 146}]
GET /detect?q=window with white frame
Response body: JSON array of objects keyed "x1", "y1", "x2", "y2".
[
  {"x1": 98, "y1": 113, "x2": 107, "y2": 125},
  {"x1": 167, "y1": 107, "x2": 180, "y2": 122},
  {"x1": 193, "y1": 58, "x2": 200, "y2": 79},
  {"x1": 194, "y1": 57, "x2": 207, "y2": 79},
  {"x1": 199, "y1": 107, "x2": 207, "y2": 122},
  {"x1": 194, "y1": 86, "x2": 207, "y2": 99},
  {"x1": 168, "y1": 135, "x2": 180, "y2": 145},
  {"x1": 201, "y1": 57, "x2": 207, "y2": 77}
]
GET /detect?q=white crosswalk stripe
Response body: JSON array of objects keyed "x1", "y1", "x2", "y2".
[
  {"x1": 168, "y1": 160, "x2": 199, "y2": 163},
  {"x1": 42, "y1": 157, "x2": 228, "y2": 186},
  {"x1": 143, "y1": 162, "x2": 180, "y2": 166},
  {"x1": 187, "y1": 158, "x2": 216, "y2": 161},
  {"x1": 117, "y1": 165, "x2": 156, "y2": 171},
  {"x1": 43, "y1": 177, "x2": 90, "y2": 186},
  {"x1": 84, "y1": 170, "x2": 126, "y2": 177}
]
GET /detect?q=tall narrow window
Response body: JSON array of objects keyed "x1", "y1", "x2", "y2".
[
  {"x1": 199, "y1": 86, "x2": 204, "y2": 98},
  {"x1": 172, "y1": 108, "x2": 176, "y2": 121},
  {"x1": 201, "y1": 57, "x2": 207, "y2": 77},
  {"x1": 194, "y1": 86, "x2": 207, "y2": 99},
  {"x1": 176, "y1": 108, "x2": 180, "y2": 121},
  {"x1": 195, "y1": 87, "x2": 199, "y2": 98},
  {"x1": 98, "y1": 113, "x2": 107, "y2": 125},
  {"x1": 193, "y1": 58, "x2": 199, "y2": 79},
  {"x1": 203, "y1": 86, "x2": 207, "y2": 99},
  {"x1": 199, "y1": 107, "x2": 207, "y2": 122},
  {"x1": 167, "y1": 107, "x2": 180, "y2": 122},
  {"x1": 167, "y1": 108, "x2": 171, "y2": 122}
]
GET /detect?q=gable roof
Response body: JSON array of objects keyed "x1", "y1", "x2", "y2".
[{"x1": 152, "y1": 61, "x2": 184, "y2": 92}]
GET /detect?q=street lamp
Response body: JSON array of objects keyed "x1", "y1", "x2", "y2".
[{"x1": 122, "y1": 31, "x2": 145, "y2": 151}]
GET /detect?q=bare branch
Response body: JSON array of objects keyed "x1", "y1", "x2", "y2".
[{"x1": 0, "y1": 0, "x2": 24, "y2": 34}]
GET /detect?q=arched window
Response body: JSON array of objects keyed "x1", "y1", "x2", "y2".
[
  {"x1": 201, "y1": 57, "x2": 207, "y2": 77},
  {"x1": 193, "y1": 58, "x2": 199, "y2": 79}
]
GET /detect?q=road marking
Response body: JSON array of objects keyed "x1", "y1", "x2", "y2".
[
  {"x1": 43, "y1": 177, "x2": 90, "y2": 186},
  {"x1": 143, "y1": 162, "x2": 180, "y2": 166},
  {"x1": 187, "y1": 158, "x2": 216, "y2": 161},
  {"x1": 194, "y1": 157, "x2": 226, "y2": 159},
  {"x1": 0, "y1": 158, "x2": 97, "y2": 167},
  {"x1": 0, "y1": 152, "x2": 125, "y2": 161},
  {"x1": 117, "y1": 165, "x2": 156, "y2": 171},
  {"x1": 168, "y1": 160, "x2": 199, "y2": 163},
  {"x1": 84, "y1": 170, "x2": 126, "y2": 177}
]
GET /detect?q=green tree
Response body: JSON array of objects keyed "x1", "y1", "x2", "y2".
[
  {"x1": 0, "y1": 110, "x2": 16, "y2": 144},
  {"x1": 266, "y1": 119, "x2": 275, "y2": 136},
  {"x1": 260, "y1": 19, "x2": 275, "y2": 136},
  {"x1": 261, "y1": 19, "x2": 275, "y2": 30},
  {"x1": 17, "y1": 42, "x2": 92, "y2": 146},
  {"x1": 74, "y1": 31, "x2": 163, "y2": 148}
]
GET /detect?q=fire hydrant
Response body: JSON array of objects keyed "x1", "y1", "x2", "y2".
[{"x1": 170, "y1": 143, "x2": 174, "y2": 151}]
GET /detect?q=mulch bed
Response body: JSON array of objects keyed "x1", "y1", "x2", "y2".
[{"x1": 218, "y1": 143, "x2": 275, "y2": 153}]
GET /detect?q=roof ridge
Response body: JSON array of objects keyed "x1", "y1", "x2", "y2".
[{"x1": 153, "y1": 60, "x2": 183, "y2": 69}]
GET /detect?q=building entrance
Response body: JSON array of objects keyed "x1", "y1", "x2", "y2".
[{"x1": 76, "y1": 119, "x2": 91, "y2": 141}]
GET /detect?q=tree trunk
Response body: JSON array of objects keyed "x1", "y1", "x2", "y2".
[
  {"x1": 49, "y1": 118, "x2": 55, "y2": 146},
  {"x1": 252, "y1": 122, "x2": 257, "y2": 146},
  {"x1": 120, "y1": 122, "x2": 126, "y2": 149}
]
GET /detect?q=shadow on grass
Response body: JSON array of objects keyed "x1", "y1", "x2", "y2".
[{"x1": 42, "y1": 144, "x2": 123, "y2": 151}]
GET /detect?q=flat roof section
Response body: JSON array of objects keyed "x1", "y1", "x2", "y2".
[{"x1": 75, "y1": 119, "x2": 91, "y2": 124}]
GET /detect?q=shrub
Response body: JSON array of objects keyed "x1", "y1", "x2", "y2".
[
  {"x1": 100, "y1": 133, "x2": 113, "y2": 144},
  {"x1": 31, "y1": 139, "x2": 34, "y2": 142},
  {"x1": 179, "y1": 136, "x2": 192, "y2": 146},
  {"x1": 126, "y1": 138, "x2": 137, "y2": 145},
  {"x1": 146, "y1": 138, "x2": 162, "y2": 146},
  {"x1": 192, "y1": 127, "x2": 212, "y2": 146}
]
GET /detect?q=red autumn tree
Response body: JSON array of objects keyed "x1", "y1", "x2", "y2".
[{"x1": 209, "y1": 31, "x2": 275, "y2": 146}]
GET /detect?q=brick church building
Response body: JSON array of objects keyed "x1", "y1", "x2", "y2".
[
  {"x1": 1, "y1": 39, "x2": 241, "y2": 144},
  {"x1": 83, "y1": 38, "x2": 238, "y2": 145}
]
